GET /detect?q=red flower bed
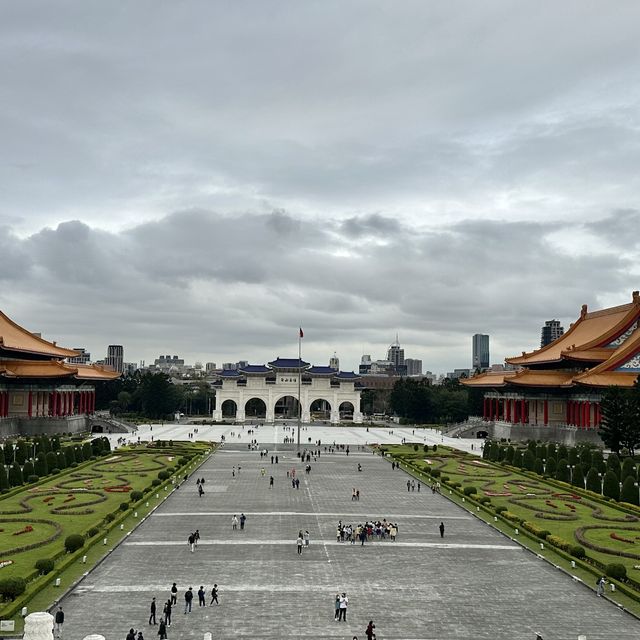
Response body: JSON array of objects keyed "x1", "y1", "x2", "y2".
[
  {"x1": 485, "y1": 491, "x2": 512, "y2": 496},
  {"x1": 564, "y1": 503, "x2": 577, "y2": 511},
  {"x1": 611, "y1": 532, "x2": 635, "y2": 544},
  {"x1": 545, "y1": 501, "x2": 557, "y2": 508},
  {"x1": 63, "y1": 496, "x2": 76, "y2": 503},
  {"x1": 553, "y1": 492, "x2": 581, "y2": 500},
  {"x1": 13, "y1": 525, "x2": 34, "y2": 536},
  {"x1": 104, "y1": 485, "x2": 132, "y2": 493},
  {"x1": 43, "y1": 497, "x2": 54, "y2": 503}
]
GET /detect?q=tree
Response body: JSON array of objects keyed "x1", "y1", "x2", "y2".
[
  {"x1": 0, "y1": 464, "x2": 9, "y2": 492},
  {"x1": 8, "y1": 462, "x2": 23, "y2": 487},
  {"x1": 568, "y1": 448, "x2": 579, "y2": 465},
  {"x1": 546, "y1": 443, "x2": 557, "y2": 460},
  {"x1": 64, "y1": 446, "x2": 75, "y2": 467},
  {"x1": 505, "y1": 445, "x2": 515, "y2": 464},
  {"x1": 56, "y1": 451, "x2": 67, "y2": 470},
  {"x1": 45, "y1": 451, "x2": 57, "y2": 471},
  {"x1": 15, "y1": 440, "x2": 28, "y2": 464},
  {"x1": 621, "y1": 457, "x2": 638, "y2": 481},
  {"x1": 534, "y1": 458, "x2": 544, "y2": 475},
  {"x1": 51, "y1": 436, "x2": 61, "y2": 451},
  {"x1": 603, "y1": 470, "x2": 620, "y2": 501},
  {"x1": 513, "y1": 449, "x2": 524, "y2": 468},
  {"x1": 139, "y1": 372, "x2": 182, "y2": 420},
  {"x1": 586, "y1": 467, "x2": 600, "y2": 493},
  {"x1": 34, "y1": 452, "x2": 48, "y2": 477},
  {"x1": 82, "y1": 442, "x2": 92, "y2": 461},
  {"x1": 579, "y1": 447, "x2": 592, "y2": 468},
  {"x1": 556, "y1": 458, "x2": 570, "y2": 483},
  {"x1": 591, "y1": 450, "x2": 606, "y2": 474},
  {"x1": 546, "y1": 457, "x2": 557, "y2": 476},
  {"x1": 3, "y1": 441, "x2": 13, "y2": 465},
  {"x1": 607, "y1": 452, "x2": 621, "y2": 480},
  {"x1": 599, "y1": 386, "x2": 635, "y2": 456},
  {"x1": 620, "y1": 475, "x2": 639, "y2": 505},
  {"x1": 22, "y1": 460, "x2": 35, "y2": 479},
  {"x1": 523, "y1": 449, "x2": 535, "y2": 471},
  {"x1": 489, "y1": 442, "x2": 500, "y2": 462},
  {"x1": 572, "y1": 463, "x2": 585, "y2": 488}
]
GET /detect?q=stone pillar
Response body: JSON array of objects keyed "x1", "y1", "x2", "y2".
[
  {"x1": 23, "y1": 611, "x2": 54, "y2": 640},
  {"x1": 330, "y1": 410, "x2": 340, "y2": 424}
]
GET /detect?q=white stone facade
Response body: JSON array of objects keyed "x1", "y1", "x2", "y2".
[{"x1": 212, "y1": 366, "x2": 363, "y2": 424}]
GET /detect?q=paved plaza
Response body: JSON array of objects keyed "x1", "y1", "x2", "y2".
[{"x1": 57, "y1": 426, "x2": 639, "y2": 639}]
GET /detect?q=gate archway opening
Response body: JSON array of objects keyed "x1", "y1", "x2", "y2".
[
  {"x1": 221, "y1": 399, "x2": 237, "y2": 418},
  {"x1": 339, "y1": 401, "x2": 355, "y2": 421},
  {"x1": 310, "y1": 398, "x2": 331, "y2": 420},
  {"x1": 245, "y1": 398, "x2": 267, "y2": 418},
  {"x1": 274, "y1": 395, "x2": 301, "y2": 419}
]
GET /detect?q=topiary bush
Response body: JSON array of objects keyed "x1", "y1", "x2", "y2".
[
  {"x1": 570, "y1": 545, "x2": 586, "y2": 559},
  {"x1": 495, "y1": 505, "x2": 508, "y2": 514},
  {"x1": 152, "y1": 478, "x2": 162, "y2": 486},
  {"x1": 50, "y1": 468, "x2": 61, "y2": 475},
  {"x1": 463, "y1": 486, "x2": 477, "y2": 496},
  {"x1": 27, "y1": 474, "x2": 39, "y2": 483},
  {"x1": 64, "y1": 534, "x2": 85, "y2": 553},
  {"x1": 119, "y1": 502, "x2": 129, "y2": 511},
  {"x1": 158, "y1": 470, "x2": 171, "y2": 480},
  {"x1": 0, "y1": 577, "x2": 26, "y2": 601},
  {"x1": 605, "y1": 563, "x2": 626, "y2": 580},
  {"x1": 86, "y1": 527, "x2": 100, "y2": 538},
  {"x1": 130, "y1": 490, "x2": 143, "y2": 502},
  {"x1": 35, "y1": 558, "x2": 55, "y2": 575}
]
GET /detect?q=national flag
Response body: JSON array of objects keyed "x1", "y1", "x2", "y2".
[{"x1": 299, "y1": 327, "x2": 304, "y2": 339}]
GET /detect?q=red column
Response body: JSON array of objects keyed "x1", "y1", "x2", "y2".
[
  {"x1": 27, "y1": 390, "x2": 32, "y2": 418},
  {"x1": 520, "y1": 399, "x2": 525, "y2": 424},
  {"x1": 569, "y1": 400, "x2": 574, "y2": 426},
  {"x1": 90, "y1": 390, "x2": 95, "y2": 414},
  {"x1": 487, "y1": 398, "x2": 492, "y2": 420},
  {"x1": 495, "y1": 399, "x2": 499, "y2": 421},
  {"x1": 585, "y1": 401, "x2": 591, "y2": 429},
  {"x1": 594, "y1": 403, "x2": 600, "y2": 427},
  {"x1": 0, "y1": 391, "x2": 4, "y2": 417},
  {"x1": 544, "y1": 400, "x2": 548, "y2": 426},
  {"x1": 578, "y1": 401, "x2": 584, "y2": 429},
  {"x1": 79, "y1": 391, "x2": 84, "y2": 415},
  {"x1": 514, "y1": 400, "x2": 519, "y2": 424}
]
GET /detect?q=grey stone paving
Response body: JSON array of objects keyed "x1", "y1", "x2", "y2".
[{"x1": 58, "y1": 442, "x2": 639, "y2": 639}]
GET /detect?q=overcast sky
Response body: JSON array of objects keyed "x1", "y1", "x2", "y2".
[{"x1": 1, "y1": 1, "x2": 640, "y2": 374}]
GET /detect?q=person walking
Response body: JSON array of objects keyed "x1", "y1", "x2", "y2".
[
  {"x1": 232, "y1": 515, "x2": 238, "y2": 530},
  {"x1": 163, "y1": 600, "x2": 172, "y2": 627},
  {"x1": 198, "y1": 586, "x2": 206, "y2": 607},
  {"x1": 240, "y1": 513, "x2": 246, "y2": 530},
  {"x1": 126, "y1": 629, "x2": 136, "y2": 640},
  {"x1": 597, "y1": 576, "x2": 607, "y2": 597},
  {"x1": 407, "y1": 479, "x2": 411, "y2": 492},
  {"x1": 269, "y1": 475, "x2": 274, "y2": 488},
  {"x1": 297, "y1": 532, "x2": 303, "y2": 554},
  {"x1": 170, "y1": 583, "x2": 177, "y2": 606},
  {"x1": 194, "y1": 529, "x2": 200, "y2": 546},
  {"x1": 334, "y1": 593, "x2": 340, "y2": 621},
  {"x1": 304, "y1": 530, "x2": 310, "y2": 549},
  {"x1": 198, "y1": 483, "x2": 204, "y2": 497},
  {"x1": 149, "y1": 597, "x2": 157, "y2": 624},
  {"x1": 54, "y1": 606, "x2": 64, "y2": 636},
  {"x1": 184, "y1": 587, "x2": 193, "y2": 614},
  {"x1": 365, "y1": 620, "x2": 376, "y2": 640},
  {"x1": 188, "y1": 532, "x2": 195, "y2": 553},
  {"x1": 439, "y1": 521, "x2": 445, "y2": 538},
  {"x1": 157, "y1": 619, "x2": 167, "y2": 640},
  {"x1": 338, "y1": 593, "x2": 348, "y2": 621},
  {"x1": 210, "y1": 584, "x2": 219, "y2": 605}
]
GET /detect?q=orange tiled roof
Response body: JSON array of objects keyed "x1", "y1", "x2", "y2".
[
  {"x1": 573, "y1": 372, "x2": 638, "y2": 388},
  {"x1": 459, "y1": 371, "x2": 516, "y2": 387},
  {"x1": 0, "y1": 310, "x2": 78, "y2": 358},
  {"x1": 507, "y1": 370, "x2": 576, "y2": 387},
  {"x1": 506, "y1": 293, "x2": 640, "y2": 366},
  {"x1": 560, "y1": 347, "x2": 615, "y2": 362},
  {"x1": 0, "y1": 360, "x2": 120, "y2": 381}
]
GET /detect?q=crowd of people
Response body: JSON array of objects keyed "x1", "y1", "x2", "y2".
[{"x1": 336, "y1": 519, "x2": 399, "y2": 544}]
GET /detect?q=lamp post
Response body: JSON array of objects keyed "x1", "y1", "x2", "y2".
[
  {"x1": 598, "y1": 472, "x2": 604, "y2": 494},
  {"x1": 542, "y1": 458, "x2": 546, "y2": 474},
  {"x1": 567, "y1": 464, "x2": 575, "y2": 485},
  {"x1": 635, "y1": 482, "x2": 640, "y2": 506}
]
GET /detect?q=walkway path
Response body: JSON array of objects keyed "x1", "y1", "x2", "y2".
[{"x1": 58, "y1": 443, "x2": 638, "y2": 639}]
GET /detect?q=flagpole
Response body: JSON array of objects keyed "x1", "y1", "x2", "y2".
[{"x1": 297, "y1": 329, "x2": 302, "y2": 450}]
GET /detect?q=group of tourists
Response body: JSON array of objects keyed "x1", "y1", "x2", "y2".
[
  {"x1": 296, "y1": 529, "x2": 311, "y2": 554},
  {"x1": 336, "y1": 519, "x2": 399, "y2": 544},
  {"x1": 186, "y1": 529, "x2": 200, "y2": 552}
]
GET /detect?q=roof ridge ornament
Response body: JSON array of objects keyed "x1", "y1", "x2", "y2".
[
  {"x1": 633, "y1": 291, "x2": 639, "y2": 303},
  {"x1": 581, "y1": 304, "x2": 588, "y2": 318}
]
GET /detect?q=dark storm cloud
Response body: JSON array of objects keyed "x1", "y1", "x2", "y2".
[{"x1": 1, "y1": 210, "x2": 637, "y2": 370}]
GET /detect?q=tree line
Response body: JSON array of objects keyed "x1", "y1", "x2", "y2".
[
  {"x1": 96, "y1": 371, "x2": 213, "y2": 420},
  {"x1": 599, "y1": 378, "x2": 640, "y2": 457},
  {"x1": 0, "y1": 435, "x2": 111, "y2": 491}
]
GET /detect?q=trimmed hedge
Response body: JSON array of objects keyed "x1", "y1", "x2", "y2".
[
  {"x1": 64, "y1": 534, "x2": 85, "y2": 553},
  {"x1": 0, "y1": 577, "x2": 26, "y2": 601},
  {"x1": 606, "y1": 563, "x2": 627, "y2": 580},
  {"x1": 463, "y1": 485, "x2": 477, "y2": 496},
  {"x1": 34, "y1": 558, "x2": 55, "y2": 575}
]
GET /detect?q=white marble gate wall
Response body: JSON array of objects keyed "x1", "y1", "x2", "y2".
[{"x1": 212, "y1": 376, "x2": 362, "y2": 424}]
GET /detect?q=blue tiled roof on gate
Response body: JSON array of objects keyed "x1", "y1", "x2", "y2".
[
  {"x1": 219, "y1": 369, "x2": 241, "y2": 377},
  {"x1": 335, "y1": 371, "x2": 360, "y2": 379},
  {"x1": 268, "y1": 358, "x2": 310, "y2": 369},
  {"x1": 239, "y1": 364, "x2": 271, "y2": 374},
  {"x1": 307, "y1": 366, "x2": 338, "y2": 375}
]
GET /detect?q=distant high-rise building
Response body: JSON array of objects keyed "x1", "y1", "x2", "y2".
[
  {"x1": 472, "y1": 334, "x2": 490, "y2": 371},
  {"x1": 105, "y1": 345, "x2": 124, "y2": 373},
  {"x1": 205, "y1": 362, "x2": 217, "y2": 373},
  {"x1": 67, "y1": 348, "x2": 91, "y2": 365},
  {"x1": 541, "y1": 319, "x2": 564, "y2": 347},
  {"x1": 329, "y1": 353, "x2": 339, "y2": 370},
  {"x1": 405, "y1": 358, "x2": 422, "y2": 376},
  {"x1": 387, "y1": 335, "x2": 405, "y2": 370}
]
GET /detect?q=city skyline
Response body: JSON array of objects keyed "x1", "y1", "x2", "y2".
[{"x1": 1, "y1": 3, "x2": 639, "y2": 374}]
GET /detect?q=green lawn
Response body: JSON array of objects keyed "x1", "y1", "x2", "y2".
[
  {"x1": 0, "y1": 439, "x2": 211, "y2": 623},
  {"x1": 383, "y1": 444, "x2": 640, "y2": 609}
]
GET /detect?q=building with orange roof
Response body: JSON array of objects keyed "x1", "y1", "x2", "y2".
[
  {"x1": 0, "y1": 310, "x2": 120, "y2": 436},
  {"x1": 461, "y1": 292, "x2": 640, "y2": 444}
]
